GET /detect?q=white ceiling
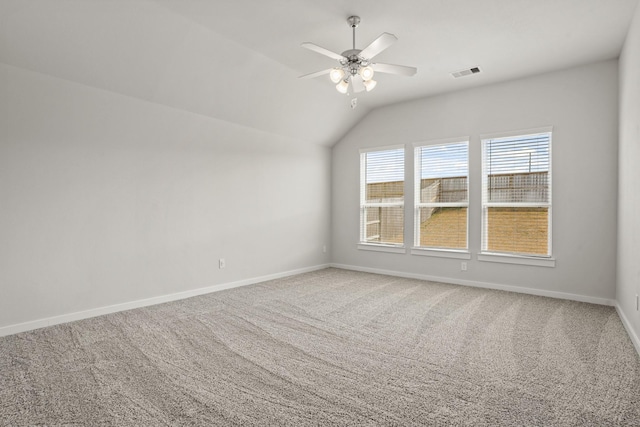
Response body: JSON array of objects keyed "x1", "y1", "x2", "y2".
[{"x1": 1, "y1": 0, "x2": 638, "y2": 146}]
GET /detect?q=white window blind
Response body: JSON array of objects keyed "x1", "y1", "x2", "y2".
[
  {"x1": 482, "y1": 131, "x2": 552, "y2": 256},
  {"x1": 414, "y1": 141, "x2": 469, "y2": 250},
  {"x1": 360, "y1": 147, "x2": 405, "y2": 246}
]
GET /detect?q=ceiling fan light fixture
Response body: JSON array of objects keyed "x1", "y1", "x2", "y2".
[
  {"x1": 330, "y1": 68, "x2": 345, "y2": 83},
  {"x1": 359, "y1": 66, "x2": 374, "y2": 81},
  {"x1": 299, "y1": 16, "x2": 417, "y2": 100},
  {"x1": 363, "y1": 79, "x2": 377, "y2": 92},
  {"x1": 336, "y1": 79, "x2": 349, "y2": 94}
]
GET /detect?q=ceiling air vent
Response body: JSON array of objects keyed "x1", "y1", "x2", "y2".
[{"x1": 451, "y1": 67, "x2": 481, "y2": 78}]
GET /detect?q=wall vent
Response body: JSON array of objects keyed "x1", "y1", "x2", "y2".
[{"x1": 452, "y1": 67, "x2": 481, "y2": 78}]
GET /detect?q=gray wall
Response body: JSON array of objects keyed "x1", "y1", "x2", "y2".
[
  {"x1": 617, "y1": 4, "x2": 640, "y2": 347},
  {"x1": 331, "y1": 60, "x2": 619, "y2": 301},
  {"x1": 0, "y1": 63, "x2": 331, "y2": 330}
]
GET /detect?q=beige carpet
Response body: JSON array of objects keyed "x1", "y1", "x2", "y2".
[{"x1": 1, "y1": 268, "x2": 639, "y2": 426}]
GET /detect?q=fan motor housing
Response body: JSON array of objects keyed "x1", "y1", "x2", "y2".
[
  {"x1": 341, "y1": 49, "x2": 362, "y2": 59},
  {"x1": 340, "y1": 49, "x2": 369, "y2": 74}
]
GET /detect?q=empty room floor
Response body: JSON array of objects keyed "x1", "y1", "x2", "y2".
[{"x1": 1, "y1": 268, "x2": 639, "y2": 425}]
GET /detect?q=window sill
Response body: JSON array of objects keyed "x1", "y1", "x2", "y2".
[
  {"x1": 411, "y1": 248, "x2": 471, "y2": 260},
  {"x1": 478, "y1": 252, "x2": 556, "y2": 268},
  {"x1": 357, "y1": 243, "x2": 406, "y2": 254}
]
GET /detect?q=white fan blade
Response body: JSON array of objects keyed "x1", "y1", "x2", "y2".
[
  {"x1": 373, "y1": 63, "x2": 417, "y2": 76},
  {"x1": 351, "y1": 75, "x2": 365, "y2": 93},
  {"x1": 301, "y1": 42, "x2": 346, "y2": 61},
  {"x1": 298, "y1": 69, "x2": 333, "y2": 79},
  {"x1": 359, "y1": 33, "x2": 397, "y2": 60}
]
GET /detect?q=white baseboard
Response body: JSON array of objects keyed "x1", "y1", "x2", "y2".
[
  {"x1": 330, "y1": 263, "x2": 616, "y2": 307},
  {"x1": 0, "y1": 264, "x2": 330, "y2": 338},
  {"x1": 615, "y1": 303, "x2": 640, "y2": 357}
]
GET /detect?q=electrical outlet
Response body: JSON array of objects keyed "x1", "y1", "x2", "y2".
[
  {"x1": 219, "y1": 258, "x2": 226, "y2": 269},
  {"x1": 461, "y1": 262, "x2": 467, "y2": 271},
  {"x1": 323, "y1": 245, "x2": 327, "y2": 253}
]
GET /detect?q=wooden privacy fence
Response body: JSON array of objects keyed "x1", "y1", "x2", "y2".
[
  {"x1": 365, "y1": 171, "x2": 548, "y2": 247},
  {"x1": 364, "y1": 198, "x2": 403, "y2": 244},
  {"x1": 419, "y1": 176, "x2": 467, "y2": 222},
  {"x1": 488, "y1": 172, "x2": 548, "y2": 202},
  {"x1": 420, "y1": 181, "x2": 439, "y2": 222}
]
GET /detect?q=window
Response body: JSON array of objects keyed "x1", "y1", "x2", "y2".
[
  {"x1": 360, "y1": 146, "x2": 405, "y2": 247},
  {"x1": 414, "y1": 140, "x2": 469, "y2": 250},
  {"x1": 481, "y1": 130, "x2": 552, "y2": 257}
]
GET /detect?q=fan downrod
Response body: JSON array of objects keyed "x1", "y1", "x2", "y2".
[{"x1": 346, "y1": 16, "x2": 361, "y2": 51}]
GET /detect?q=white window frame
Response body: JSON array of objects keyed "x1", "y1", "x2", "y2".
[
  {"x1": 358, "y1": 145, "x2": 406, "y2": 253},
  {"x1": 480, "y1": 127, "x2": 554, "y2": 266},
  {"x1": 412, "y1": 138, "x2": 470, "y2": 258}
]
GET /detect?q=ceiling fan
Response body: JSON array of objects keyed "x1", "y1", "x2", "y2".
[{"x1": 299, "y1": 16, "x2": 417, "y2": 94}]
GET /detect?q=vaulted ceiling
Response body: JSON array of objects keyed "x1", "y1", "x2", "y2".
[{"x1": 1, "y1": 0, "x2": 638, "y2": 146}]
